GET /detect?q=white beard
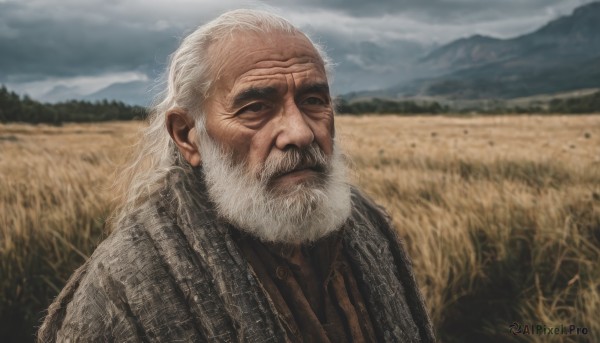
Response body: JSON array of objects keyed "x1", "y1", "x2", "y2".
[{"x1": 197, "y1": 130, "x2": 352, "y2": 244}]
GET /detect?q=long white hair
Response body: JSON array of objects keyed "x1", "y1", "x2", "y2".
[{"x1": 109, "y1": 9, "x2": 332, "y2": 230}]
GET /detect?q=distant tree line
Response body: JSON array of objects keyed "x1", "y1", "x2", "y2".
[
  {"x1": 547, "y1": 91, "x2": 600, "y2": 113},
  {"x1": 463, "y1": 91, "x2": 600, "y2": 114},
  {"x1": 336, "y1": 97, "x2": 449, "y2": 115},
  {"x1": 0, "y1": 86, "x2": 147, "y2": 124},
  {"x1": 336, "y1": 91, "x2": 600, "y2": 115}
]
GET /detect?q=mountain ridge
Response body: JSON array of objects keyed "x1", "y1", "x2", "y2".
[{"x1": 370, "y1": 1, "x2": 600, "y2": 100}]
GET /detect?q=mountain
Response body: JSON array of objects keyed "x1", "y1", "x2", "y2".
[
  {"x1": 36, "y1": 80, "x2": 153, "y2": 105},
  {"x1": 418, "y1": 35, "x2": 511, "y2": 73},
  {"x1": 376, "y1": 1, "x2": 600, "y2": 100},
  {"x1": 40, "y1": 84, "x2": 85, "y2": 103},
  {"x1": 83, "y1": 80, "x2": 154, "y2": 106}
]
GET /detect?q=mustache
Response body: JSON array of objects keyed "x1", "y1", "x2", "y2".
[{"x1": 258, "y1": 144, "x2": 329, "y2": 184}]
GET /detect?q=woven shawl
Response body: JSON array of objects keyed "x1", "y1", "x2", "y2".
[{"x1": 37, "y1": 168, "x2": 435, "y2": 342}]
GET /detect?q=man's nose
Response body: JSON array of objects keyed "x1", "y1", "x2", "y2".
[{"x1": 275, "y1": 101, "x2": 314, "y2": 150}]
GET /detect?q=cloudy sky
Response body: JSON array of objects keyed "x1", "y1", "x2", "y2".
[{"x1": 1, "y1": 0, "x2": 596, "y2": 104}]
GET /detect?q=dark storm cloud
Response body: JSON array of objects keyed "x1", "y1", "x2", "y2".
[
  {"x1": 283, "y1": 0, "x2": 592, "y2": 22},
  {"x1": 1, "y1": 0, "x2": 597, "y2": 100},
  {"x1": 0, "y1": 1, "x2": 181, "y2": 81},
  {"x1": 307, "y1": 28, "x2": 430, "y2": 92}
]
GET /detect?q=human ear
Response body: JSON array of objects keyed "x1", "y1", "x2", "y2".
[{"x1": 166, "y1": 109, "x2": 201, "y2": 167}]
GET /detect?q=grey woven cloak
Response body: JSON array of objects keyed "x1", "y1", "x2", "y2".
[{"x1": 38, "y1": 168, "x2": 435, "y2": 342}]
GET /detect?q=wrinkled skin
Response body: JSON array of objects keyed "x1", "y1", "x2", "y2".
[{"x1": 168, "y1": 30, "x2": 335, "y2": 190}]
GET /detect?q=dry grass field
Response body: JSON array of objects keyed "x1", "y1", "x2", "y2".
[{"x1": 1, "y1": 115, "x2": 599, "y2": 342}]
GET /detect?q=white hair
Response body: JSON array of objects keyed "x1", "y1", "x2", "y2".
[
  {"x1": 110, "y1": 9, "x2": 333, "y2": 229},
  {"x1": 198, "y1": 128, "x2": 351, "y2": 243}
]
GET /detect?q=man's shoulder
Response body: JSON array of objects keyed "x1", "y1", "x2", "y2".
[
  {"x1": 39, "y1": 204, "x2": 206, "y2": 342},
  {"x1": 85, "y1": 200, "x2": 189, "y2": 283},
  {"x1": 37, "y1": 222, "x2": 156, "y2": 341},
  {"x1": 348, "y1": 187, "x2": 395, "y2": 232},
  {"x1": 67, "y1": 214, "x2": 166, "y2": 308},
  {"x1": 88, "y1": 218, "x2": 157, "y2": 273},
  {"x1": 344, "y1": 188, "x2": 437, "y2": 342},
  {"x1": 342, "y1": 187, "x2": 406, "y2": 261}
]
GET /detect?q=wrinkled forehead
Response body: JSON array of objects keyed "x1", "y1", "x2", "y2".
[{"x1": 205, "y1": 30, "x2": 328, "y2": 93}]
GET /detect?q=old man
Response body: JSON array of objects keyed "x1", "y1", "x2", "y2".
[{"x1": 38, "y1": 9, "x2": 435, "y2": 343}]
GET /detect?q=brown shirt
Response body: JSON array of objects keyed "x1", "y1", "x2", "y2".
[{"x1": 234, "y1": 231, "x2": 378, "y2": 343}]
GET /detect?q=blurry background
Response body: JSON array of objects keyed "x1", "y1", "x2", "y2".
[{"x1": 1, "y1": 0, "x2": 599, "y2": 106}]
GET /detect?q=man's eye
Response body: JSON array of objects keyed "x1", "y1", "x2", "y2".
[
  {"x1": 240, "y1": 102, "x2": 267, "y2": 114},
  {"x1": 302, "y1": 97, "x2": 326, "y2": 106}
]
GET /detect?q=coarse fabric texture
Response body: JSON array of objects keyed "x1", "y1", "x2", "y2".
[
  {"x1": 234, "y1": 231, "x2": 378, "y2": 342},
  {"x1": 37, "y1": 168, "x2": 436, "y2": 342}
]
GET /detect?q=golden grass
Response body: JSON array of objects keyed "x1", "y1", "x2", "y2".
[
  {"x1": 0, "y1": 122, "x2": 142, "y2": 341},
  {"x1": 339, "y1": 115, "x2": 600, "y2": 342},
  {"x1": 1, "y1": 115, "x2": 599, "y2": 342}
]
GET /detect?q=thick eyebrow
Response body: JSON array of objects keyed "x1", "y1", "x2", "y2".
[
  {"x1": 231, "y1": 86, "x2": 279, "y2": 109},
  {"x1": 296, "y1": 82, "x2": 330, "y2": 99}
]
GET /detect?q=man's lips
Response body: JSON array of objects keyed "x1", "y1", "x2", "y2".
[{"x1": 273, "y1": 165, "x2": 325, "y2": 180}]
